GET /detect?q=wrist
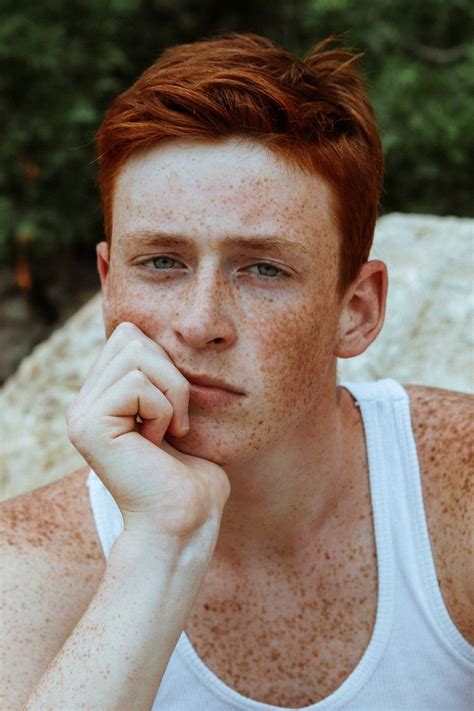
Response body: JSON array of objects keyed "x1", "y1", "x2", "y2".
[{"x1": 111, "y1": 526, "x2": 217, "y2": 573}]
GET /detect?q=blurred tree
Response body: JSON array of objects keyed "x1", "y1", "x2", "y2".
[
  {"x1": 1, "y1": 0, "x2": 472, "y2": 269},
  {"x1": 300, "y1": 0, "x2": 474, "y2": 218}
]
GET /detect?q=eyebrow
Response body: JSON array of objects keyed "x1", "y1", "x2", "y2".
[{"x1": 118, "y1": 230, "x2": 313, "y2": 257}]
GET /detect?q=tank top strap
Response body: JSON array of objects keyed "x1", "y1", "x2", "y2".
[
  {"x1": 339, "y1": 376, "x2": 408, "y2": 407},
  {"x1": 340, "y1": 377, "x2": 473, "y2": 661},
  {"x1": 388, "y1": 386, "x2": 474, "y2": 659}
]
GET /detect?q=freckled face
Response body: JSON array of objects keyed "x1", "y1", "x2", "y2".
[{"x1": 102, "y1": 137, "x2": 343, "y2": 464}]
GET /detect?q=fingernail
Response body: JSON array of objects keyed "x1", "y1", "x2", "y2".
[{"x1": 182, "y1": 412, "x2": 190, "y2": 431}]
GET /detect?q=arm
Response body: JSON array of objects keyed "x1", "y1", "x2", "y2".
[
  {"x1": 25, "y1": 528, "x2": 217, "y2": 711},
  {"x1": 24, "y1": 321, "x2": 231, "y2": 709}
]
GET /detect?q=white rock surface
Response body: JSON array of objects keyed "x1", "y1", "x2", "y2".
[
  {"x1": 338, "y1": 213, "x2": 474, "y2": 389},
  {"x1": 1, "y1": 213, "x2": 472, "y2": 501}
]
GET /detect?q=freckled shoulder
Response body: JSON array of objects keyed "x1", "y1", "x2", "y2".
[
  {"x1": 403, "y1": 383, "x2": 474, "y2": 641},
  {"x1": 1, "y1": 464, "x2": 105, "y2": 563},
  {"x1": 0, "y1": 466, "x2": 106, "y2": 708}
]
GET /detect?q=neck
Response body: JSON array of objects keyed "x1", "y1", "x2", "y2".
[{"x1": 212, "y1": 374, "x2": 363, "y2": 574}]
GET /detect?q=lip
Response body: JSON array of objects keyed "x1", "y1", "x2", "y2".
[
  {"x1": 178, "y1": 367, "x2": 244, "y2": 395},
  {"x1": 188, "y1": 382, "x2": 243, "y2": 407}
]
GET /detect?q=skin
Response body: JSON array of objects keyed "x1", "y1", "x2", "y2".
[
  {"x1": 2, "y1": 137, "x2": 472, "y2": 710},
  {"x1": 97, "y1": 135, "x2": 387, "y2": 577}
]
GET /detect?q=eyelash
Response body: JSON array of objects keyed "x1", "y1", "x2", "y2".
[{"x1": 141, "y1": 256, "x2": 289, "y2": 281}]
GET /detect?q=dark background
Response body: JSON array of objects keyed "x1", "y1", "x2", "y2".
[{"x1": 1, "y1": 0, "x2": 473, "y2": 382}]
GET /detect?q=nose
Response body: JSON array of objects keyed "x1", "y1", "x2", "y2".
[{"x1": 171, "y1": 264, "x2": 237, "y2": 350}]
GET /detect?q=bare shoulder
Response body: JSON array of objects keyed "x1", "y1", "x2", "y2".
[
  {"x1": 404, "y1": 382, "x2": 472, "y2": 436},
  {"x1": 0, "y1": 466, "x2": 105, "y2": 707},
  {"x1": 403, "y1": 383, "x2": 473, "y2": 640},
  {"x1": 403, "y1": 383, "x2": 472, "y2": 493},
  {"x1": 1, "y1": 464, "x2": 105, "y2": 567}
]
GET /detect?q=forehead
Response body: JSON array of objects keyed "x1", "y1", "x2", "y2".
[{"x1": 112, "y1": 137, "x2": 339, "y2": 256}]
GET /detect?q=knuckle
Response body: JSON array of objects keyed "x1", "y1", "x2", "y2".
[
  {"x1": 116, "y1": 321, "x2": 137, "y2": 335},
  {"x1": 173, "y1": 378, "x2": 191, "y2": 407},
  {"x1": 161, "y1": 397, "x2": 174, "y2": 418},
  {"x1": 66, "y1": 409, "x2": 86, "y2": 443},
  {"x1": 127, "y1": 369, "x2": 147, "y2": 387},
  {"x1": 125, "y1": 338, "x2": 146, "y2": 359}
]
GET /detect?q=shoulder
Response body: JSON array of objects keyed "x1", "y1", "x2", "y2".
[
  {"x1": 0, "y1": 466, "x2": 105, "y2": 707},
  {"x1": 403, "y1": 382, "x2": 472, "y2": 438},
  {"x1": 403, "y1": 383, "x2": 472, "y2": 486},
  {"x1": 402, "y1": 383, "x2": 473, "y2": 639},
  {"x1": 1, "y1": 464, "x2": 105, "y2": 566},
  {"x1": 0, "y1": 463, "x2": 105, "y2": 588}
]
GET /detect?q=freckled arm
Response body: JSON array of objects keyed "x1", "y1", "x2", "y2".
[{"x1": 24, "y1": 532, "x2": 215, "y2": 711}]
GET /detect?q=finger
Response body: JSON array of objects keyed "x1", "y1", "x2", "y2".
[
  {"x1": 92, "y1": 370, "x2": 175, "y2": 443},
  {"x1": 83, "y1": 339, "x2": 190, "y2": 436},
  {"x1": 83, "y1": 321, "x2": 173, "y2": 394}
]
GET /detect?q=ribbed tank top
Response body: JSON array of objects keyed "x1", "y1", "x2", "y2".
[{"x1": 86, "y1": 378, "x2": 473, "y2": 710}]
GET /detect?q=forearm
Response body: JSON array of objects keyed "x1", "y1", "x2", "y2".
[{"x1": 25, "y1": 531, "x2": 214, "y2": 711}]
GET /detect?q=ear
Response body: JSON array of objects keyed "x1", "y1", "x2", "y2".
[
  {"x1": 96, "y1": 241, "x2": 110, "y2": 299},
  {"x1": 335, "y1": 260, "x2": 388, "y2": 359}
]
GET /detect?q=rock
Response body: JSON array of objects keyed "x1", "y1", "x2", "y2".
[
  {"x1": 1, "y1": 213, "x2": 472, "y2": 502},
  {"x1": 338, "y1": 213, "x2": 474, "y2": 390},
  {"x1": 0, "y1": 295, "x2": 105, "y2": 502}
]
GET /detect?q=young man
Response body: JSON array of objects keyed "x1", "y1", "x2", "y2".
[{"x1": 2, "y1": 32, "x2": 472, "y2": 710}]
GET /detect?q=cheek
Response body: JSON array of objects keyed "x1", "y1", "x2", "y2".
[
  {"x1": 103, "y1": 272, "x2": 163, "y2": 339},
  {"x1": 255, "y1": 294, "x2": 338, "y2": 405}
]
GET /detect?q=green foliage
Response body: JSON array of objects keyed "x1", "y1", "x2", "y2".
[
  {"x1": 301, "y1": 0, "x2": 474, "y2": 217},
  {"x1": 1, "y1": 0, "x2": 472, "y2": 265}
]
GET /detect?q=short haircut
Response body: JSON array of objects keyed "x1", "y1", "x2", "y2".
[{"x1": 96, "y1": 32, "x2": 384, "y2": 296}]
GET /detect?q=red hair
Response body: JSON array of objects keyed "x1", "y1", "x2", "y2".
[{"x1": 96, "y1": 32, "x2": 383, "y2": 296}]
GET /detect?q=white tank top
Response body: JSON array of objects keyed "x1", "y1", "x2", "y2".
[{"x1": 86, "y1": 378, "x2": 473, "y2": 710}]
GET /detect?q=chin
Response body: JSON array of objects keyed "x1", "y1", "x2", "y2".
[{"x1": 164, "y1": 430, "x2": 232, "y2": 467}]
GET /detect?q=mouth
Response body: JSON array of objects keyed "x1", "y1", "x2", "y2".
[
  {"x1": 188, "y1": 382, "x2": 244, "y2": 407},
  {"x1": 178, "y1": 367, "x2": 244, "y2": 395}
]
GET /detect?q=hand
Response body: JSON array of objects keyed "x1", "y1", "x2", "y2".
[{"x1": 66, "y1": 322, "x2": 230, "y2": 544}]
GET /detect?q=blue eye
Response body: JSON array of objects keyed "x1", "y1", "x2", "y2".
[
  {"x1": 143, "y1": 257, "x2": 287, "y2": 280},
  {"x1": 248, "y1": 263, "x2": 286, "y2": 280},
  {"x1": 151, "y1": 256, "x2": 178, "y2": 269}
]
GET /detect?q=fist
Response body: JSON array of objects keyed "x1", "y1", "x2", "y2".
[{"x1": 66, "y1": 322, "x2": 230, "y2": 543}]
